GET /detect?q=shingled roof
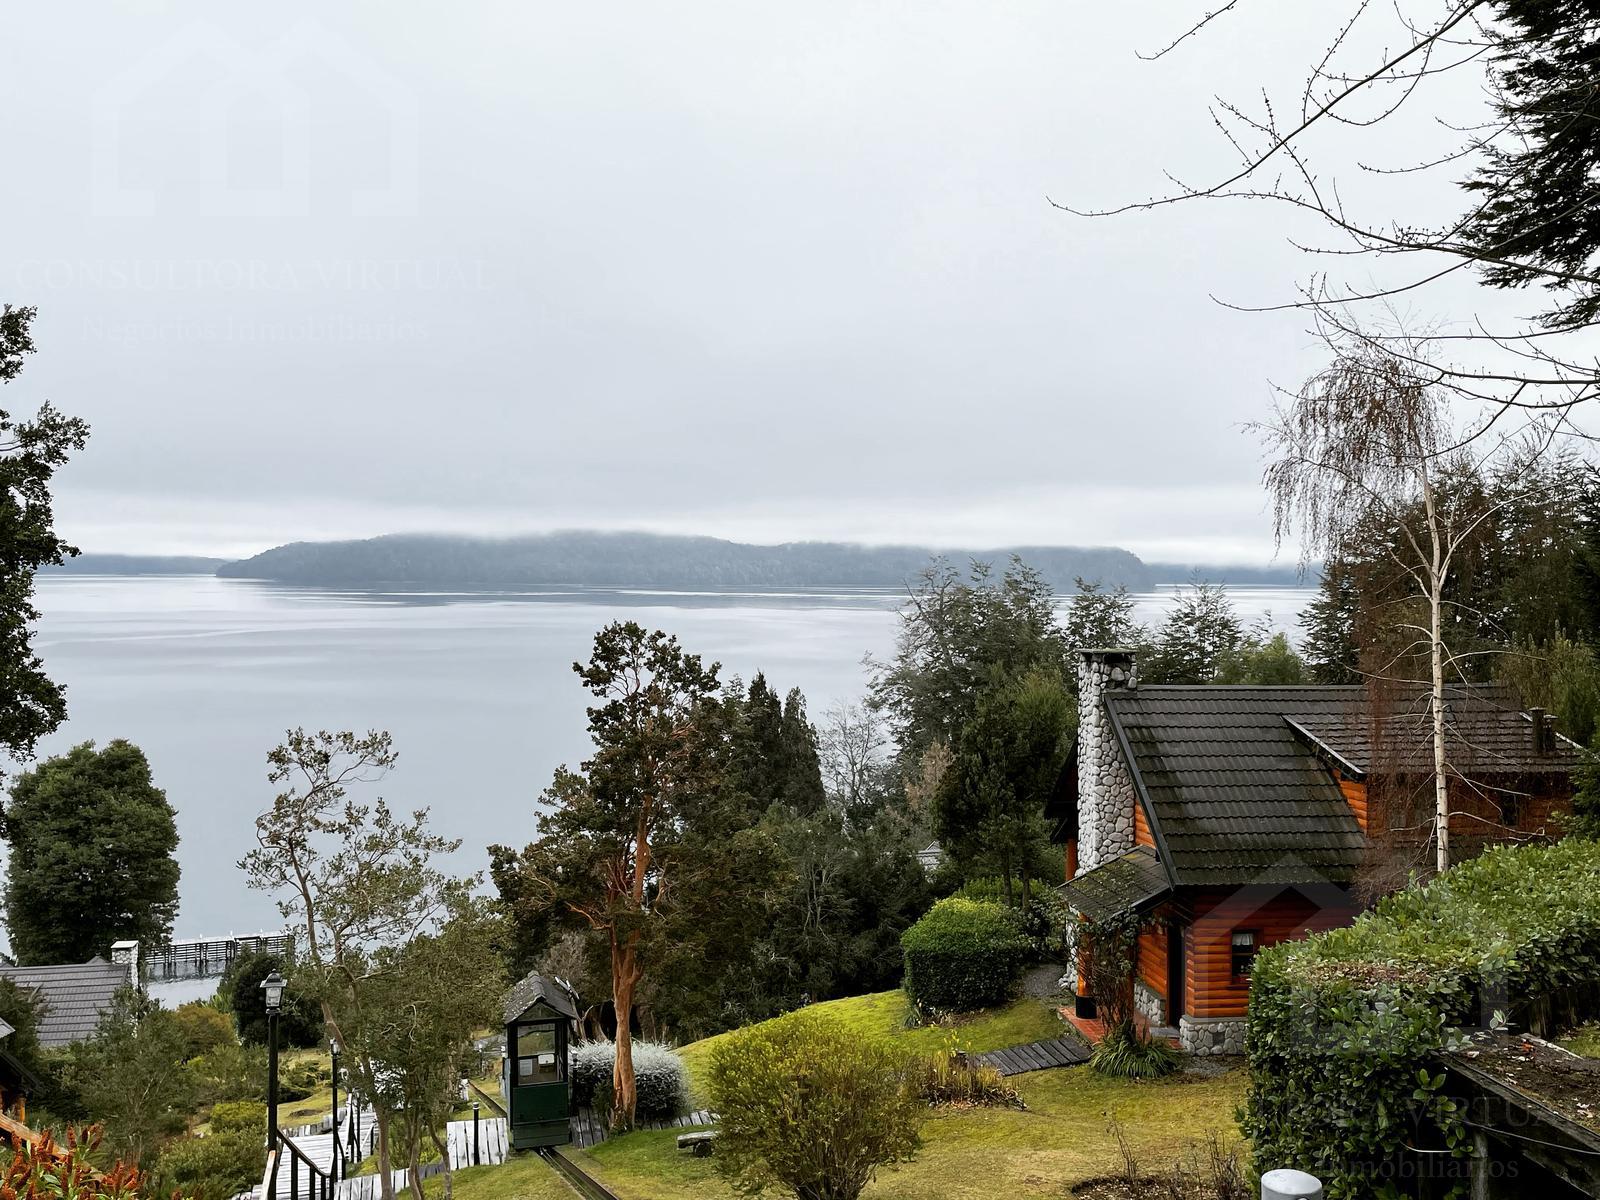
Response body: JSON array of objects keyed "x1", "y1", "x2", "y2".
[
  {"x1": 1101, "y1": 683, "x2": 1574, "y2": 889},
  {"x1": 503, "y1": 970, "x2": 580, "y2": 1025},
  {"x1": 1059, "y1": 847, "x2": 1172, "y2": 921},
  {"x1": 1286, "y1": 683, "x2": 1581, "y2": 778},
  {"x1": 0, "y1": 958, "x2": 134, "y2": 1048}
]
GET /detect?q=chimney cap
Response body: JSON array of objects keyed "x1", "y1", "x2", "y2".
[{"x1": 1077, "y1": 647, "x2": 1139, "y2": 658}]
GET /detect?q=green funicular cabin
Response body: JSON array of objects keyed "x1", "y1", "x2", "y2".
[{"x1": 501, "y1": 970, "x2": 579, "y2": 1150}]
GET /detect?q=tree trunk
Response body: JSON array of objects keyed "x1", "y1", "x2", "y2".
[
  {"x1": 611, "y1": 936, "x2": 640, "y2": 1130},
  {"x1": 406, "y1": 1126, "x2": 425, "y2": 1200},
  {"x1": 430, "y1": 1127, "x2": 453, "y2": 1200},
  {"x1": 375, "y1": 1112, "x2": 396, "y2": 1200},
  {"x1": 1001, "y1": 852, "x2": 1014, "y2": 908},
  {"x1": 1426, "y1": 477, "x2": 1451, "y2": 876}
]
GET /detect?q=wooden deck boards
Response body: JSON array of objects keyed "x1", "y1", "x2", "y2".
[{"x1": 973, "y1": 1035, "x2": 1089, "y2": 1077}]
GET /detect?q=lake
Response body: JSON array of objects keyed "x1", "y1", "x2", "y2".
[{"x1": 23, "y1": 575, "x2": 1313, "y2": 938}]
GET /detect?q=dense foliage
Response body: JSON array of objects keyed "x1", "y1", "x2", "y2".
[
  {"x1": 0, "y1": 740, "x2": 180, "y2": 965},
  {"x1": 570, "y1": 1040, "x2": 689, "y2": 1120},
  {"x1": 65, "y1": 993, "x2": 194, "y2": 1169},
  {"x1": 1301, "y1": 453, "x2": 1600, "y2": 717},
  {"x1": 1461, "y1": 0, "x2": 1600, "y2": 330},
  {"x1": 150, "y1": 1102, "x2": 265, "y2": 1200},
  {"x1": 934, "y1": 665, "x2": 1071, "y2": 908},
  {"x1": 218, "y1": 951, "x2": 323, "y2": 1048},
  {"x1": 2, "y1": 1127, "x2": 143, "y2": 1200},
  {"x1": 899, "y1": 898, "x2": 1029, "y2": 1014},
  {"x1": 497, "y1": 660, "x2": 933, "y2": 1043},
  {"x1": 707, "y1": 1010, "x2": 926, "y2": 1200},
  {"x1": 219, "y1": 531, "x2": 1153, "y2": 591},
  {"x1": 1242, "y1": 839, "x2": 1600, "y2": 1197},
  {"x1": 0, "y1": 304, "x2": 89, "y2": 787}
]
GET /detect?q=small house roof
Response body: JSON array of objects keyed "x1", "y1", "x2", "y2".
[
  {"x1": 1059, "y1": 847, "x2": 1172, "y2": 922},
  {"x1": 0, "y1": 959, "x2": 132, "y2": 1047},
  {"x1": 503, "y1": 970, "x2": 579, "y2": 1025}
]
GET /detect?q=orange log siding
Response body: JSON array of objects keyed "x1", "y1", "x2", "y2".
[
  {"x1": 1183, "y1": 886, "x2": 1361, "y2": 1019},
  {"x1": 1134, "y1": 799, "x2": 1154, "y2": 848},
  {"x1": 1337, "y1": 770, "x2": 1368, "y2": 832},
  {"x1": 1136, "y1": 922, "x2": 1167, "y2": 997}
]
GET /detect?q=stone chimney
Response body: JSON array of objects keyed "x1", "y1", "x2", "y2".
[
  {"x1": 110, "y1": 940, "x2": 140, "y2": 990},
  {"x1": 1075, "y1": 649, "x2": 1139, "y2": 874}
]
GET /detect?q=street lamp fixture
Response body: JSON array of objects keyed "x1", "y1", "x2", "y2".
[
  {"x1": 262, "y1": 969, "x2": 287, "y2": 1176},
  {"x1": 262, "y1": 970, "x2": 286, "y2": 1013}
]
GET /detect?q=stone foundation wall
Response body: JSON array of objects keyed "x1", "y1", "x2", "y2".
[
  {"x1": 1134, "y1": 979, "x2": 1166, "y2": 1026},
  {"x1": 1179, "y1": 1015, "x2": 1246, "y2": 1057},
  {"x1": 1075, "y1": 650, "x2": 1138, "y2": 873}
]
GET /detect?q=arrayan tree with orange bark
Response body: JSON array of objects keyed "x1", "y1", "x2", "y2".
[{"x1": 492, "y1": 621, "x2": 724, "y2": 1129}]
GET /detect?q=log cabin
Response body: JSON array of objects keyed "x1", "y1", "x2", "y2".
[{"x1": 1049, "y1": 649, "x2": 1579, "y2": 1056}]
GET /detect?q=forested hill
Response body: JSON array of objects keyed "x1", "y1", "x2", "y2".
[
  {"x1": 42, "y1": 554, "x2": 229, "y2": 575},
  {"x1": 216, "y1": 532, "x2": 1171, "y2": 590}
]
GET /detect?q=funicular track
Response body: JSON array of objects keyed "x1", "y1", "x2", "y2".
[{"x1": 537, "y1": 1147, "x2": 623, "y2": 1200}]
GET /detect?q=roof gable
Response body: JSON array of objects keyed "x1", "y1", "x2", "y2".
[
  {"x1": 503, "y1": 970, "x2": 579, "y2": 1025},
  {"x1": 0, "y1": 960, "x2": 132, "y2": 1048}
]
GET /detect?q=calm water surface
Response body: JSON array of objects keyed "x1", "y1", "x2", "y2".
[{"x1": 26, "y1": 576, "x2": 1312, "y2": 936}]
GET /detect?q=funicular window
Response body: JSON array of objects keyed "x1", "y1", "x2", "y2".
[{"x1": 514, "y1": 1023, "x2": 562, "y2": 1082}]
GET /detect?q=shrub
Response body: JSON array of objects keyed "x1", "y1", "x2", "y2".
[
  {"x1": 1088, "y1": 1023, "x2": 1178, "y2": 1079},
  {"x1": 172, "y1": 1003, "x2": 235, "y2": 1061},
  {"x1": 207, "y1": 1101, "x2": 265, "y2": 1134},
  {"x1": 1242, "y1": 839, "x2": 1600, "y2": 1198},
  {"x1": 917, "y1": 1043, "x2": 1020, "y2": 1108},
  {"x1": 707, "y1": 1010, "x2": 925, "y2": 1200},
  {"x1": 569, "y1": 1040, "x2": 688, "y2": 1120},
  {"x1": 152, "y1": 1126, "x2": 262, "y2": 1200},
  {"x1": 900, "y1": 898, "x2": 1029, "y2": 1012},
  {"x1": 187, "y1": 1041, "x2": 268, "y2": 1106}
]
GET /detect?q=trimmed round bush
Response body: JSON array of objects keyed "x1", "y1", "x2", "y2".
[
  {"x1": 569, "y1": 1039, "x2": 689, "y2": 1119},
  {"x1": 900, "y1": 898, "x2": 1030, "y2": 1013}
]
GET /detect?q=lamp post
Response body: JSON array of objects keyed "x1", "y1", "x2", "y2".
[
  {"x1": 329, "y1": 1037, "x2": 341, "y2": 1182},
  {"x1": 262, "y1": 971, "x2": 286, "y2": 1151}
]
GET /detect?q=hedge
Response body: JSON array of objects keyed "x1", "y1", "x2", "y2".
[
  {"x1": 569, "y1": 1039, "x2": 690, "y2": 1120},
  {"x1": 1242, "y1": 839, "x2": 1600, "y2": 1198},
  {"x1": 900, "y1": 898, "x2": 1030, "y2": 1013}
]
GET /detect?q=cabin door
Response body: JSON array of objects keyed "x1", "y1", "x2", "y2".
[{"x1": 1166, "y1": 920, "x2": 1186, "y2": 1021}]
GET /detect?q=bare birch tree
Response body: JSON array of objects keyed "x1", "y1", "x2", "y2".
[{"x1": 1259, "y1": 329, "x2": 1536, "y2": 873}]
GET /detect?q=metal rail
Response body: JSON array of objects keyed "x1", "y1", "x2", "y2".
[{"x1": 537, "y1": 1147, "x2": 623, "y2": 1200}]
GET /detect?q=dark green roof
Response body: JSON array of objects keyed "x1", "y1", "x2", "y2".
[
  {"x1": 503, "y1": 971, "x2": 579, "y2": 1025},
  {"x1": 1105, "y1": 687, "x2": 1370, "y2": 887},
  {"x1": 1059, "y1": 847, "x2": 1171, "y2": 921}
]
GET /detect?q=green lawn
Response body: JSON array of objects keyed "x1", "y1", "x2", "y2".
[
  {"x1": 582, "y1": 1064, "x2": 1248, "y2": 1200},
  {"x1": 1560, "y1": 1024, "x2": 1600, "y2": 1058},
  {"x1": 420, "y1": 1156, "x2": 571, "y2": 1200},
  {"x1": 678, "y1": 990, "x2": 1068, "y2": 1102}
]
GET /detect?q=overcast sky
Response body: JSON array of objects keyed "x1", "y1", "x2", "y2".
[{"x1": 1, "y1": 2, "x2": 1517, "y2": 563}]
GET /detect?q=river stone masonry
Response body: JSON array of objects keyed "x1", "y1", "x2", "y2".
[
  {"x1": 1179, "y1": 1015, "x2": 1247, "y2": 1056},
  {"x1": 1075, "y1": 649, "x2": 1139, "y2": 874}
]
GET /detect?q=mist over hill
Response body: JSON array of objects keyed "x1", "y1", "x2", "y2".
[{"x1": 211, "y1": 531, "x2": 1305, "y2": 590}]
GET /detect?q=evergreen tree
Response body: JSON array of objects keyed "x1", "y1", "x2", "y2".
[
  {"x1": 1, "y1": 740, "x2": 180, "y2": 965},
  {"x1": 0, "y1": 305, "x2": 89, "y2": 784},
  {"x1": 934, "y1": 666, "x2": 1072, "y2": 907},
  {"x1": 869, "y1": 557, "x2": 1069, "y2": 763},
  {"x1": 1142, "y1": 580, "x2": 1246, "y2": 684},
  {"x1": 1062, "y1": 577, "x2": 1141, "y2": 657}
]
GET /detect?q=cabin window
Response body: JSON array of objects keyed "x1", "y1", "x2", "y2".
[
  {"x1": 1230, "y1": 929, "x2": 1259, "y2": 982},
  {"x1": 513, "y1": 1023, "x2": 562, "y2": 1083}
]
